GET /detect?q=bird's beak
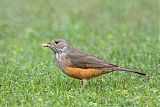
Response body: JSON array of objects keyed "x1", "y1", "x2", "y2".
[{"x1": 42, "y1": 42, "x2": 51, "y2": 47}]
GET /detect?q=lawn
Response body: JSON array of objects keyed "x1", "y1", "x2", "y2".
[{"x1": 0, "y1": 0, "x2": 159, "y2": 106}]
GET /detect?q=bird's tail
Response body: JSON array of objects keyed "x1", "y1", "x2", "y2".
[{"x1": 115, "y1": 67, "x2": 146, "y2": 76}]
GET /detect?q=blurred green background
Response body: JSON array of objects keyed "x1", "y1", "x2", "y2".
[{"x1": 0, "y1": 0, "x2": 159, "y2": 106}]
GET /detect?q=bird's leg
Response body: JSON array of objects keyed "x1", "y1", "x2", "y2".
[{"x1": 82, "y1": 79, "x2": 88, "y2": 87}]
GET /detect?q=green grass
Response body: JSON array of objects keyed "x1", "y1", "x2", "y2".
[{"x1": 0, "y1": 0, "x2": 159, "y2": 106}]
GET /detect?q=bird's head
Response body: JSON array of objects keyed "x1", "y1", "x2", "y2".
[{"x1": 42, "y1": 39, "x2": 69, "y2": 53}]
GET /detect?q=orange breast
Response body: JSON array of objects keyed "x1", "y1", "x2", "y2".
[{"x1": 65, "y1": 67, "x2": 108, "y2": 80}]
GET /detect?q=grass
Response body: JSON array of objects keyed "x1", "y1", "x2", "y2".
[{"x1": 0, "y1": 0, "x2": 159, "y2": 106}]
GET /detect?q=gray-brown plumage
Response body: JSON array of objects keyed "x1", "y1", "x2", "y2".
[{"x1": 42, "y1": 39, "x2": 146, "y2": 87}]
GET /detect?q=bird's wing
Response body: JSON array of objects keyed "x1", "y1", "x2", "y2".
[{"x1": 64, "y1": 48, "x2": 118, "y2": 70}]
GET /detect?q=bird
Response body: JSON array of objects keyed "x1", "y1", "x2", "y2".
[{"x1": 42, "y1": 39, "x2": 146, "y2": 87}]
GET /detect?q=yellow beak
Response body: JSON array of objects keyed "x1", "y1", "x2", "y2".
[{"x1": 42, "y1": 43, "x2": 50, "y2": 47}]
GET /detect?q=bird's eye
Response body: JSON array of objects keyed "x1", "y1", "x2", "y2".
[{"x1": 55, "y1": 41, "x2": 59, "y2": 44}]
